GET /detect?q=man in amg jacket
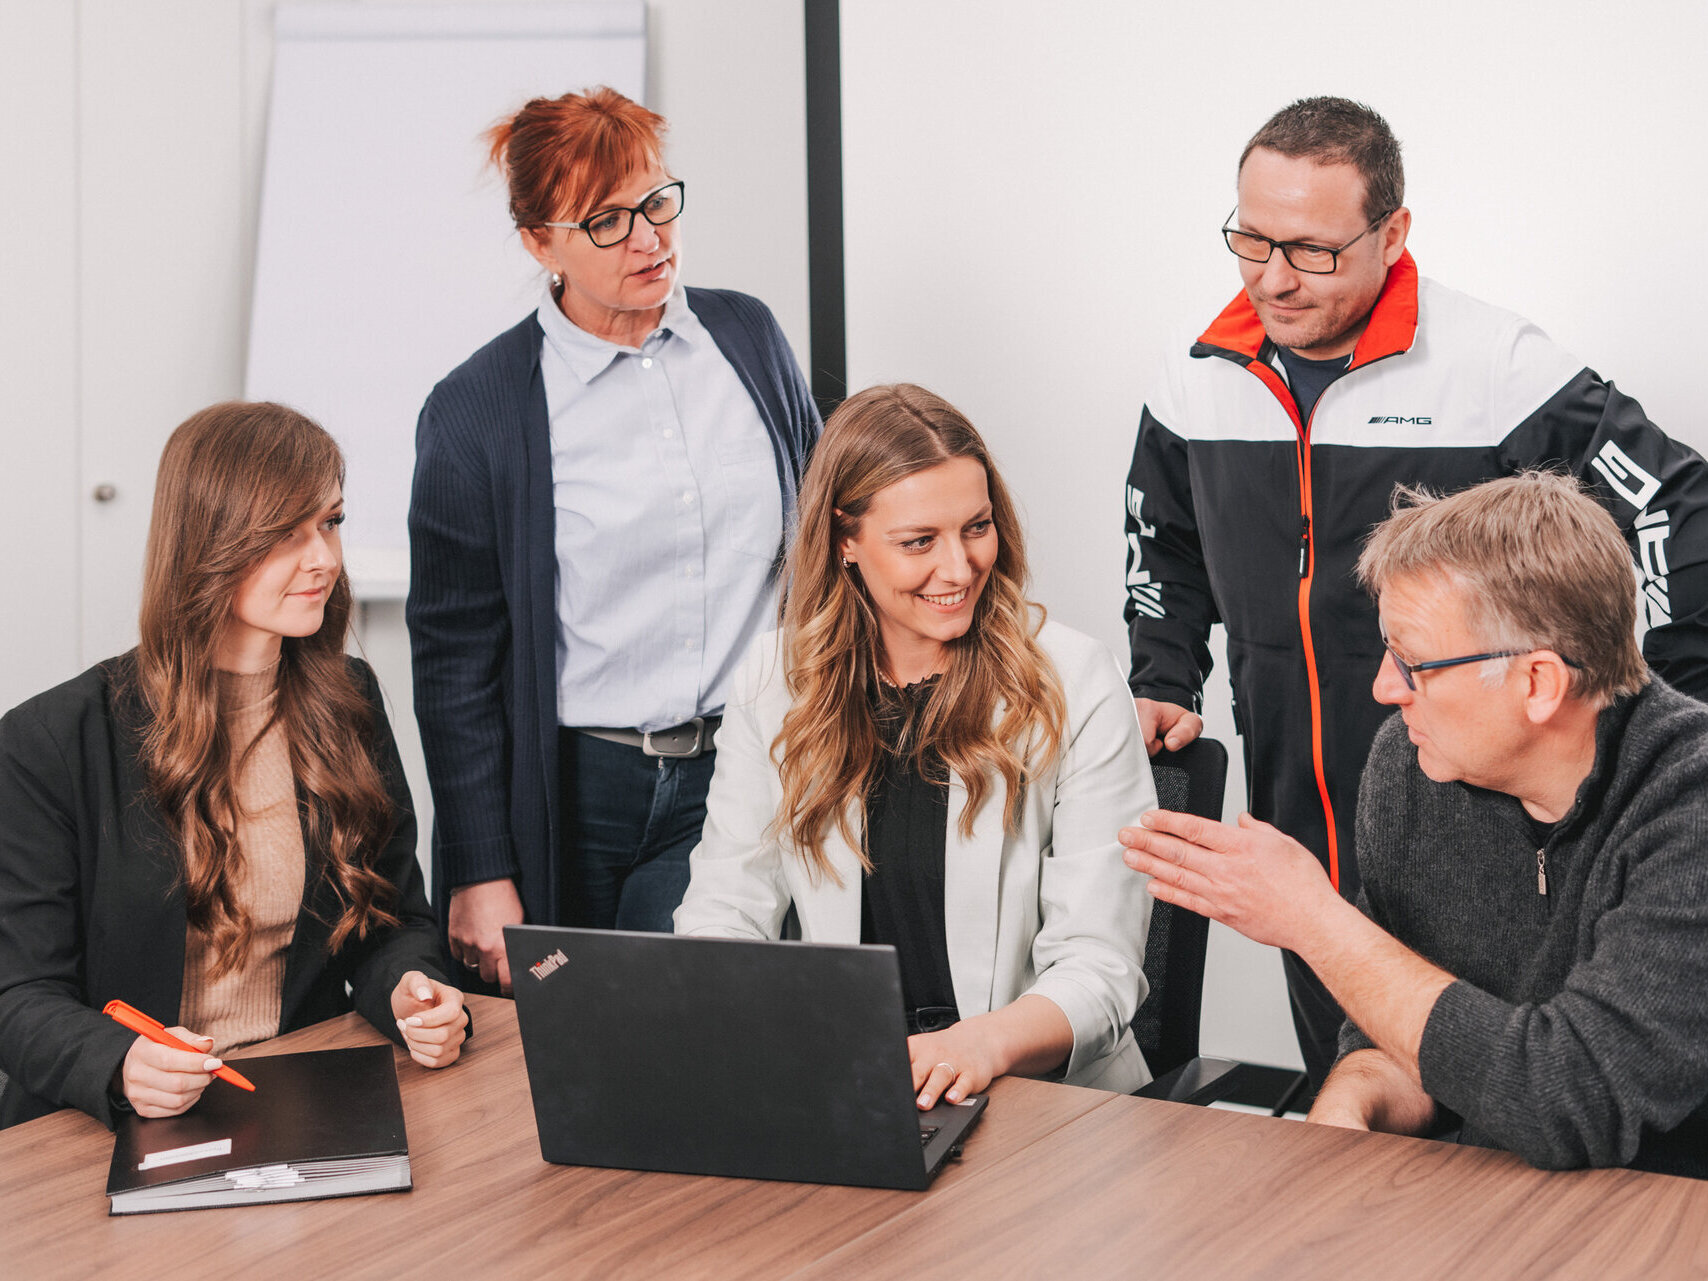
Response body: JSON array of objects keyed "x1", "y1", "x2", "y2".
[
  {"x1": 1122, "y1": 96, "x2": 1708, "y2": 1087},
  {"x1": 1122, "y1": 474, "x2": 1708, "y2": 1176}
]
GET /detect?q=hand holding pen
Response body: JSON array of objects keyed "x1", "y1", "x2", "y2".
[{"x1": 103, "y1": 999, "x2": 255, "y2": 1119}]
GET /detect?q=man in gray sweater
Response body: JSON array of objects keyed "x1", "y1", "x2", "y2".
[{"x1": 1121, "y1": 472, "x2": 1708, "y2": 1175}]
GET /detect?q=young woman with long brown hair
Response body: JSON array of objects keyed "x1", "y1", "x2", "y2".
[
  {"x1": 676, "y1": 385, "x2": 1158, "y2": 1103},
  {"x1": 0, "y1": 402, "x2": 465, "y2": 1129}
]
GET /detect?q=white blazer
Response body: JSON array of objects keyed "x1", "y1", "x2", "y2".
[{"x1": 675, "y1": 620, "x2": 1157, "y2": 1092}]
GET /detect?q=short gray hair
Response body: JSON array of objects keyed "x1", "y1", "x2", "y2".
[{"x1": 1356, "y1": 472, "x2": 1647, "y2": 706}]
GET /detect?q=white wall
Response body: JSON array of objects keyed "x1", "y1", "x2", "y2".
[
  {"x1": 0, "y1": 0, "x2": 809, "y2": 885},
  {"x1": 840, "y1": 0, "x2": 1708, "y2": 1070}
]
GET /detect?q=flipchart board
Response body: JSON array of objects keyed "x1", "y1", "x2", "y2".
[{"x1": 245, "y1": 2, "x2": 647, "y2": 597}]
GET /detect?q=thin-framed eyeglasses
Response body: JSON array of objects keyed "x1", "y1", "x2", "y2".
[
  {"x1": 1379, "y1": 627, "x2": 1582, "y2": 692},
  {"x1": 539, "y1": 180, "x2": 685, "y2": 249},
  {"x1": 1222, "y1": 207, "x2": 1392, "y2": 275}
]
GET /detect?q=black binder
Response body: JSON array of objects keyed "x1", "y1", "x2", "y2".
[{"x1": 105, "y1": 1044, "x2": 410, "y2": 1214}]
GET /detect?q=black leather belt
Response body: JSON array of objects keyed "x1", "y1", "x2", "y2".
[{"x1": 574, "y1": 715, "x2": 721, "y2": 759}]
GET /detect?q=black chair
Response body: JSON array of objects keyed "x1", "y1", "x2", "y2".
[{"x1": 1131, "y1": 737, "x2": 1311, "y2": 1113}]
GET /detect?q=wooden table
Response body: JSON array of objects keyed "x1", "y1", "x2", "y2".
[{"x1": 3, "y1": 996, "x2": 1705, "y2": 1280}]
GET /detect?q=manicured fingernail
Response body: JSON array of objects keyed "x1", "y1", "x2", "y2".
[
  {"x1": 396, "y1": 1019, "x2": 407, "y2": 1030},
  {"x1": 204, "y1": 1058, "x2": 222, "y2": 1071},
  {"x1": 918, "y1": 1093, "x2": 933, "y2": 1107},
  {"x1": 406, "y1": 1016, "x2": 423, "y2": 1027},
  {"x1": 947, "y1": 1090, "x2": 962, "y2": 1103},
  {"x1": 416, "y1": 986, "x2": 431, "y2": 1000}
]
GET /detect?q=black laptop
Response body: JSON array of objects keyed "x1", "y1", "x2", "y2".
[{"x1": 504, "y1": 926, "x2": 987, "y2": 1190}]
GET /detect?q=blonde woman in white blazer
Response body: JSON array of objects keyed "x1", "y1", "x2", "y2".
[{"x1": 676, "y1": 385, "x2": 1157, "y2": 1105}]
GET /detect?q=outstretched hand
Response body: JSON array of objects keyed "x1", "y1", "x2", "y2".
[{"x1": 1118, "y1": 809, "x2": 1340, "y2": 951}]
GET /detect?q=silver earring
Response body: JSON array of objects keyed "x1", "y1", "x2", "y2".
[
  {"x1": 842, "y1": 556, "x2": 853, "y2": 568},
  {"x1": 551, "y1": 272, "x2": 563, "y2": 289}
]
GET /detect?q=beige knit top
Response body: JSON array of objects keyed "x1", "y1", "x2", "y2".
[{"x1": 178, "y1": 664, "x2": 307, "y2": 1056}]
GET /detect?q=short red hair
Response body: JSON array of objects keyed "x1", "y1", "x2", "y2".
[{"x1": 486, "y1": 86, "x2": 668, "y2": 227}]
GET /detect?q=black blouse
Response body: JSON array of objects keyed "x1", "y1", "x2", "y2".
[{"x1": 859, "y1": 678, "x2": 959, "y2": 1024}]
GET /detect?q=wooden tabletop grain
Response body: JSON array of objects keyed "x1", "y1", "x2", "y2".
[{"x1": 2, "y1": 996, "x2": 1704, "y2": 1280}]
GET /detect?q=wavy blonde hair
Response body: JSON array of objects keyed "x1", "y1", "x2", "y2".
[
  {"x1": 775, "y1": 384, "x2": 1066, "y2": 881},
  {"x1": 135, "y1": 402, "x2": 400, "y2": 978}
]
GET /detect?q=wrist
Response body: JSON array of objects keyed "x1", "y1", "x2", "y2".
[
  {"x1": 1287, "y1": 890, "x2": 1368, "y2": 975},
  {"x1": 108, "y1": 1066, "x2": 135, "y2": 1115}
]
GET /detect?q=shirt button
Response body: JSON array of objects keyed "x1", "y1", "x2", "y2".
[
  {"x1": 684, "y1": 563, "x2": 698, "y2": 577},
  {"x1": 683, "y1": 490, "x2": 695, "y2": 505},
  {"x1": 641, "y1": 357, "x2": 654, "y2": 369},
  {"x1": 662, "y1": 428, "x2": 674, "y2": 439},
  {"x1": 683, "y1": 637, "x2": 695, "y2": 650}
]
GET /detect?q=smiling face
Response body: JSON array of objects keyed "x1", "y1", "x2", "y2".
[
  {"x1": 839, "y1": 457, "x2": 998, "y2": 683},
  {"x1": 522, "y1": 163, "x2": 681, "y2": 348},
  {"x1": 1371, "y1": 570, "x2": 1529, "y2": 791},
  {"x1": 218, "y1": 491, "x2": 344, "y2": 673},
  {"x1": 1233, "y1": 147, "x2": 1409, "y2": 359}
]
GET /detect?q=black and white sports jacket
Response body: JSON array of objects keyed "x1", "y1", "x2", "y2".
[{"x1": 1124, "y1": 253, "x2": 1708, "y2": 900}]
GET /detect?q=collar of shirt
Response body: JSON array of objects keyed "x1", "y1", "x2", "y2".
[{"x1": 534, "y1": 285, "x2": 701, "y2": 385}]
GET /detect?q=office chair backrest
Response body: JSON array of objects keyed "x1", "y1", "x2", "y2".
[{"x1": 1131, "y1": 736, "x2": 1229, "y2": 1080}]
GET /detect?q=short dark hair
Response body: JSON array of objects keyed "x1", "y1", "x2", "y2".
[{"x1": 1240, "y1": 97, "x2": 1404, "y2": 224}]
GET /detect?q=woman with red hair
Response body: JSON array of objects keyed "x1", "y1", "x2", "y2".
[{"x1": 408, "y1": 88, "x2": 818, "y2": 990}]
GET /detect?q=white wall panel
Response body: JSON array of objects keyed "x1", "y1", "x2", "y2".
[
  {"x1": 77, "y1": 0, "x2": 249, "y2": 663},
  {"x1": 649, "y1": 0, "x2": 809, "y2": 363},
  {"x1": 0, "y1": 1, "x2": 81, "y2": 715}
]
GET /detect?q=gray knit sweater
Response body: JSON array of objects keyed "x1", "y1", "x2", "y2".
[{"x1": 1341, "y1": 677, "x2": 1708, "y2": 1175}]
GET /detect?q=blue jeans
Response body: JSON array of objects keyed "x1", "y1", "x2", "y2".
[{"x1": 557, "y1": 728, "x2": 716, "y2": 932}]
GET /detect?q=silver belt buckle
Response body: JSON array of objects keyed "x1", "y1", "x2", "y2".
[{"x1": 642, "y1": 716, "x2": 704, "y2": 759}]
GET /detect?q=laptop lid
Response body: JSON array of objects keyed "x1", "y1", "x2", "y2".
[{"x1": 505, "y1": 926, "x2": 985, "y2": 1190}]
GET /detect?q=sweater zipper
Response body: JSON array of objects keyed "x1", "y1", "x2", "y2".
[{"x1": 1537, "y1": 847, "x2": 1548, "y2": 896}]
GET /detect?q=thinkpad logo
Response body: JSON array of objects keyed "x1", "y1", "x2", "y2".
[
  {"x1": 1368, "y1": 415, "x2": 1432, "y2": 424},
  {"x1": 529, "y1": 948, "x2": 568, "y2": 981}
]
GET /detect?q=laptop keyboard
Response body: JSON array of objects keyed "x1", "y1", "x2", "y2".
[{"x1": 919, "y1": 1124, "x2": 940, "y2": 1147}]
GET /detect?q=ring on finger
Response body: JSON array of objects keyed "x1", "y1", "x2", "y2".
[{"x1": 935, "y1": 1061, "x2": 956, "y2": 1073}]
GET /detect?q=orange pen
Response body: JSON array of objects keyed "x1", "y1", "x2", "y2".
[{"x1": 102, "y1": 999, "x2": 257, "y2": 1092}]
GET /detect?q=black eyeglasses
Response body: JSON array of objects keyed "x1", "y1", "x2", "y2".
[
  {"x1": 540, "y1": 180, "x2": 685, "y2": 249},
  {"x1": 1383, "y1": 641, "x2": 1521, "y2": 692},
  {"x1": 1380, "y1": 628, "x2": 1583, "y2": 692},
  {"x1": 1222, "y1": 207, "x2": 1391, "y2": 275}
]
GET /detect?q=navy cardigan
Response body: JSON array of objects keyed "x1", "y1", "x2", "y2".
[{"x1": 406, "y1": 288, "x2": 819, "y2": 926}]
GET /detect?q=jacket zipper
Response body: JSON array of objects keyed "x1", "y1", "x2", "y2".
[
  {"x1": 1256, "y1": 348, "x2": 1395, "y2": 892},
  {"x1": 1222, "y1": 343, "x2": 1405, "y2": 894}
]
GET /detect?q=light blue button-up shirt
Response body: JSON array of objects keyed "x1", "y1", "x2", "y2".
[{"x1": 536, "y1": 286, "x2": 783, "y2": 733}]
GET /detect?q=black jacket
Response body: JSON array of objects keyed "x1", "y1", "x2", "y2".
[
  {"x1": 1125, "y1": 256, "x2": 1708, "y2": 900},
  {"x1": 0, "y1": 654, "x2": 444, "y2": 1129}
]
